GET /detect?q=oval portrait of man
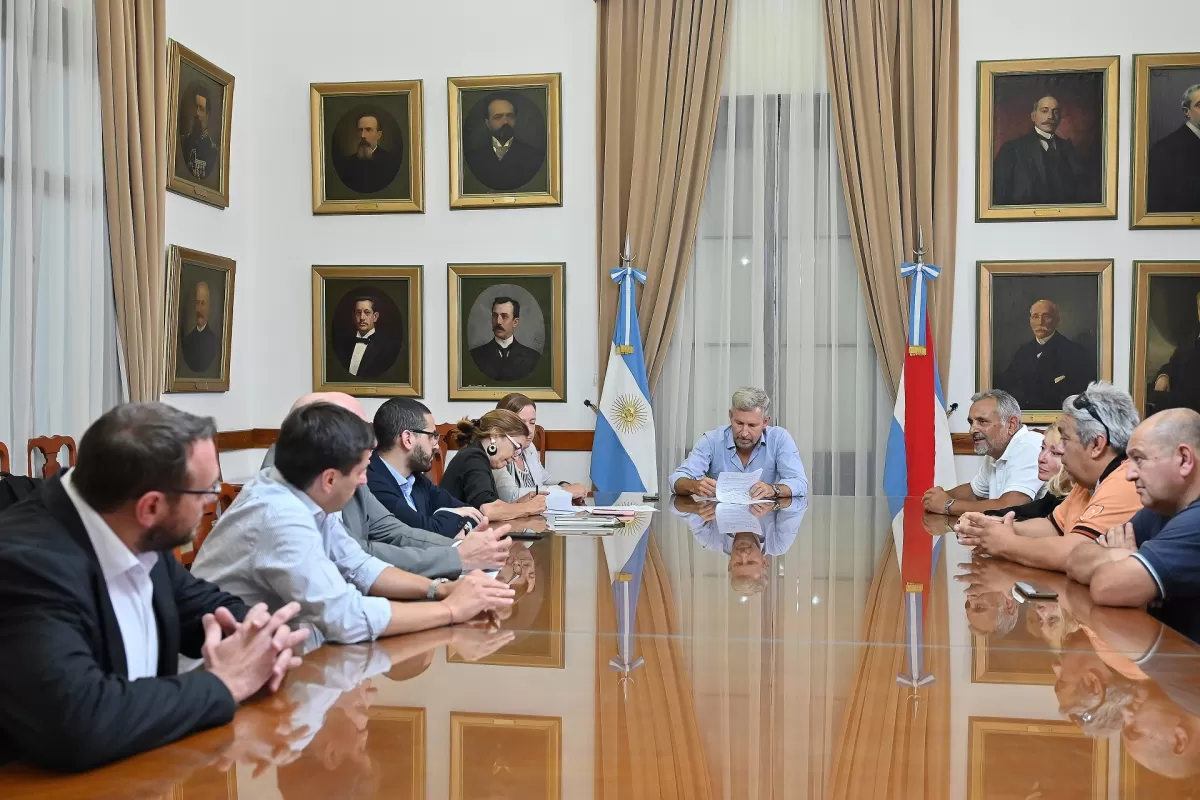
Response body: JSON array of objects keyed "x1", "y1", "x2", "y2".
[
  {"x1": 460, "y1": 89, "x2": 548, "y2": 194},
  {"x1": 328, "y1": 285, "x2": 405, "y2": 380},
  {"x1": 329, "y1": 105, "x2": 405, "y2": 195},
  {"x1": 465, "y1": 284, "x2": 546, "y2": 383}
]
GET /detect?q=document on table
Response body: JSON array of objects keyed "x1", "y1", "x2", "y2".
[
  {"x1": 715, "y1": 503, "x2": 764, "y2": 537},
  {"x1": 543, "y1": 486, "x2": 577, "y2": 515},
  {"x1": 701, "y1": 469, "x2": 773, "y2": 505}
]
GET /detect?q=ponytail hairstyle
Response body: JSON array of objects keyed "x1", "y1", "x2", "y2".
[{"x1": 452, "y1": 408, "x2": 529, "y2": 447}]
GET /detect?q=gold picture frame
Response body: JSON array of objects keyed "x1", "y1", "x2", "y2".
[
  {"x1": 310, "y1": 80, "x2": 425, "y2": 214},
  {"x1": 447, "y1": 73, "x2": 562, "y2": 209},
  {"x1": 977, "y1": 260, "x2": 1114, "y2": 424},
  {"x1": 448, "y1": 535, "x2": 565, "y2": 668},
  {"x1": 170, "y1": 766, "x2": 236, "y2": 799},
  {"x1": 971, "y1": 601, "x2": 1058, "y2": 685},
  {"x1": 1130, "y1": 261, "x2": 1200, "y2": 418},
  {"x1": 969, "y1": 717, "x2": 1107, "y2": 800},
  {"x1": 447, "y1": 262, "x2": 565, "y2": 402},
  {"x1": 367, "y1": 707, "x2": 426, "y2": 800},
  {"x1": 311, "y1": 266, "x2": 424, "y2": 397},
  {"x1": 450, "y1": 713, "x2": 561, "y2": 800},
  {"x1": 1130, "y1": 53, "x2": 1200, "y2": 228},
  {"x1": 166, "y1": 41, "x2": 234, "y2": 209},
  {"x1": 164, "y1": 246, "x2": 236, "y2": 393},
  {"x1": 977, "y1": 56, "x2": 1119, "y2": 221}
]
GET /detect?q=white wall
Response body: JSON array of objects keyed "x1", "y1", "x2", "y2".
[
  {"x1": 949, "y1": 0, "x2": 1200, "y2": 484},
  {"x1": 165, "y1": 0, "x2": 599, "y2": 483}
]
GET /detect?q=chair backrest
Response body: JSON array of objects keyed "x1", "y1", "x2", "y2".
[
  {"x1": 176, "y1": 482, "x2": 241, "y2": 567},
  {"x1": 0, "y1": 442, "x2": 9, "y2": 474},
  {"x1": 431, "y1": 423, "x2": 458, "y2": 484},
  {"x1": 27, "y1": 436, "x2": 77, "y2": 478},
  {"x1": 533, "y1": 424, "x2": 547, "y2": 465}
]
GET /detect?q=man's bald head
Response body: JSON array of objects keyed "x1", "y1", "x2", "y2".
[
  {"x1": 1141, "y1": 408, "x2": 1200, "y2": 452},
  {"x1": 289, "y1": 392, "x2": 368, "y2": 422}
]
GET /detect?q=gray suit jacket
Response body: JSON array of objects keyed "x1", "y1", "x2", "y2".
[{"x1": 261, "y1": 446, "x2": 462, "y2": 578}]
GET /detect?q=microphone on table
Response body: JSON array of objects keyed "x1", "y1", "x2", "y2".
[{"x1": 583, "y1": 399, "x2": 599, "y2": 415}]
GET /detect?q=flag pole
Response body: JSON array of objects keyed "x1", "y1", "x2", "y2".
[{"x1": 616, "y1": 234, "x2": 636, "y2": 355}]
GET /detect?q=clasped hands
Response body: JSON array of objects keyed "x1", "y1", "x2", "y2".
[
  {"x1": 202, "y1": 601, "x2": 310, "y2": 703},
  {"x1": 954, "y1": 510, "x2": 1017, "y2": 556}
]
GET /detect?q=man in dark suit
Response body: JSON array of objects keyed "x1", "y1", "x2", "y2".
[
  {"x1": 0, "y1": 403, "x2": 308, "y2": 772},
  {"x1": 1147, "y1": 84, "x2": 1200, "y2": 214},
  {"x1": 469, "y1": 296, "x2": 542, "y2": 382},
  {"x1": 992, "y1": 95, "x2": 1096, "y2": 206},
  {"x1": 463, "y1": 96, "x2": 545, "y2": 192},
  {"x1": 333, "y1": 296, "x2": 400, "y2": 379},
  {"x1": 333, "y1": 114, "x2": 402, "y2": 194},
  {"x1": 367, "y1": 398, "x2": 489, "y2": 538},
  {"x1": 998, "y1": 299, "x2": 1095, "y2": 411},
  {"x1": 180, "y1": 280, "x2": 220, "y2": 373},
  {"x1": 181, "y1": 85, "x2": 219, "y2": 183},
  {"x1": 1148, "y1": 291, "x2": 1200, "y2": 414}
]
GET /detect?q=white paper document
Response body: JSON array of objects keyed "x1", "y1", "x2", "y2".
[
  {"x1": 543, "y1": 486, "x2": 577, "y2": 515},
  {"x1": 715, "y1": 503, "x2": 764, "y2": 537},
  {"x1": 709, "y1": 469, "x2": 773, "y2": 505}
]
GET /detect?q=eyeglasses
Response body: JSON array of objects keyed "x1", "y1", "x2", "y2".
[
  {"x1": 405, "y1": 428, "x2": 439, "y2": 440},
  {"x1": 1072, "y1": 393, "x2": 1113, "y2": 447},
  {"x1": 505, "y1": 434, "x2": 526, "y2": 452},
  {"x1": 166, "y1": 482, "x2": 221, "y2": 500}
]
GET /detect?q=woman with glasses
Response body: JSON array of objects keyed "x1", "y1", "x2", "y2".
[
  {"x1": 491, "y1": 393, "x2": 589, "y2": 503},
  {"x1": 439, "y1": 410, "x2": 547, "y2": 521}
]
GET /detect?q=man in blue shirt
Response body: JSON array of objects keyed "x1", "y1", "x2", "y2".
[
  {"x1": 367, "y1": 398, "x2": 485, "y2": 538},
  {"x1": 668, "y1": 387, "x2": 808, "y2": 500},
  {"x1": 1065, "y1": 408, "x2": 1200, "y2": 643}
]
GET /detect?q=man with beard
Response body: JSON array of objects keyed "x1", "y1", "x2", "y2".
[
  {"x1": 333, "y1": 114, "x2": 402, "y2": 195},
  {"x1": 367, "y1": 398, "x2": 489, "y2": 538},
  {"x1": 998, "y1": 299, "x2": 1095, "y2": 411},
  {"x1": 181, "y1": 280, "x2": 220, "y2": 374},
  {"x1": 992, "y1": 94, "x2": 1095, "y2": 205},
  {"x1": 469, "y1": 296, "x2": 542, "y2": 382},
  {"x1": 1147, "y1": 84, "x2": 1200, "y2": 214},
  {"x1": 333, "y1": 296, "x2": 400, "y2": 379},
  {"x1": 181, "y1": 85, "x2": 220, "y2": 183},
  {"x1": 1148, "y1": 291, "x2": 1200, "y2": 415},
  {"x1": 0, "y1": 403, "x2": 311, "y2": 771},
  {"x1": 923, "y1": 389, "x2": 1044, "y2": 515},
  {"x1": 463, "y1": 95, "x2": 545, "y2": 192}
]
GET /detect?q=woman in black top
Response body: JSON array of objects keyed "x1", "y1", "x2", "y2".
[
  {"x1": 987, "y1": 421, "x2": 1074, "y2": 521},
  {"x1": 439, "y1": 410, "x2": 547, "y2": 521}
]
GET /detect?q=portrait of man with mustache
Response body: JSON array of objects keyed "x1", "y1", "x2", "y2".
[
  {"x1": 332, "y1": 111, "x2": 403, "y2": 195},
  {"x1": 463, "y1": 93, "x2": 546, "y2": 193},
  {"x1": 181, "y1": 83, "x2": 220, "y2": 185},
  {"x1": 469, "y1": 295, "x2": 541, "y2": 383}
]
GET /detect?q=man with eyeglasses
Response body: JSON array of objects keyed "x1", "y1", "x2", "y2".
[
  {"x1": 0, "y1": 403, "x2": 310, "y2": 771},
  {"x1": 367, "y1": 398, "x2": 492, "y2": 537},
  {"x1": 956, "y1": 382, "x2": 1142, "y2": 572},
  {"x1": 1064, "y1": 408, "x2": 1200, "y2": 644}
]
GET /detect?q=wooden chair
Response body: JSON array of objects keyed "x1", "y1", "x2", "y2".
[
  {"x1": 0, "y1": 442, "x2": 9, "y2": 473},
  {"x1": 176, "y1": 483, "x2": 241, "y2": 567},
  {"x1": 532, "y1": 424, "x2": 547, "y2": 466},
  {"x1": 432, "y1": 423, "x2": 458, "y2": 484},
  {"x1": 27, "y1": 435, "x2": 77, "y2": 478}
]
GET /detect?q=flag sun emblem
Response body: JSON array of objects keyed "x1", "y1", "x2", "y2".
[{"x1": 609, "y1": 394, "x2": 649, "y2": 434}]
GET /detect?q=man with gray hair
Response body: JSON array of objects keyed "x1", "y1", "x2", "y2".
[
  {"x1": 956, "y1": 382, "x2": 1142, "y2": 572},
  {"x1": 669, "y1": 386, "x2": 808, "y2": 501},
  {"x1": 924, "y1": 389, "x2": 1044, "y2": 515},
  {"x1": 1147, "y1": 83, "x2": 1200, "y2": 214}
]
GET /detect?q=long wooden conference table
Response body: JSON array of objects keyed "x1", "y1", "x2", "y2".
[{"x1": 2, "y1": 495, "x2": 1198, "y2": 799}]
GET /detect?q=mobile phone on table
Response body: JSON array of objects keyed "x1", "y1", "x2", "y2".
[
  {"x1": 1012, "y1": 581, "x2": 1058, "y2": 601},
  {"x1": 507, "y1": 530, "x2": 546, "y2": 541}
]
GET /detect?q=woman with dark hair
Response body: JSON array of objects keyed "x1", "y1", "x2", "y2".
[
  {"x1": 439, "y1": 410, "x2": 547, "y2": 521},
  {"x1": 493, "y1": 393, "x2": 588, "y2": 502}
]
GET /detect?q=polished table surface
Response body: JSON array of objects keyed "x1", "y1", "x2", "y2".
[{"x1": 4, "y1": 495, "x2": 1200, "y2": 799}]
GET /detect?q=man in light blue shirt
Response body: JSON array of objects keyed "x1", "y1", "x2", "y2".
[
  {"x1": 669, "y1": 387, "x2": 809, "y2": 500},
  {"x1": 192, "y1": 402, "x2": 516, "y2": 647}
]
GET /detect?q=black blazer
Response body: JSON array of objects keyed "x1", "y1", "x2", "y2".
[
  {"x1": 992, "y1": 131, "x2": 1093, "y2": 206},
  {"x1": 365, "y1": 451, "x2": 466, "y2": 537},
  {"x1": 468, "y1": 338, "x2": 542, "y2": 382},
  {"x1": 0, "y1": 472, "x2": 249, "y2": 772},
  {"x1": 332, "y1": 331, "x2": 400, "y2": 379},
  {"x1": 998, "y1": 332, "x2": 1094, "y2": 411},
  {"x1": 1146, "y1": 123, "x2": 1200, "y2": 213},
  {"x1": 439, "y1": 442, "x2": 501, "y2": 509}
]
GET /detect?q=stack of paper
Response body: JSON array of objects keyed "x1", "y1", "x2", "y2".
[{"x1": 701, "y1": 469, "x2": 774, "y2": 505}]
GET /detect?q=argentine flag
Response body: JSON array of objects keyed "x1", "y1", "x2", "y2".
[{"x1": 591, "y1": 256, "x2": 658, "y2": 494}]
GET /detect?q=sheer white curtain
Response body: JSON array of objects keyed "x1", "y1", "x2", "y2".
[
  {"x1": 1, "y1": 0, "x2": 123, "y2": 473},
  {"x1": 655, "y1": 0, "x2": 890, "y2": 497}
]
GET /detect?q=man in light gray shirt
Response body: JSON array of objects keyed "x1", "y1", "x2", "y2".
[{"x1": 193, "y1": 402, "x2": 516, "y2": 647}]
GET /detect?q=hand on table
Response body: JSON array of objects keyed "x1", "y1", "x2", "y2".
[
  {"x1": 203, "y1": 602, "x2": 309, "y2": 702},
  {"x1": 443, "y1": 570, "x2": 516, "y2": 624},
  {"x1": 559, "y1": 482, "x2": 589, "y2": 500},
  {"x1": 447, "y1": 506, "x2": 487, "y2": 526},
  {"x1": 955, "y1": 511, "x2": 1016, "y2": 557},
  {"x1": 1099, "y1": 522, "x2": 1138, "y2": 552},
  {"x1": 457, "y1": 524, "x2": 513, "y2": 571},
  {"x1": 922, "y1": 486, "x2": 952, "y2": 514},
  {"x1": 749, "y1": 481, "x2": 775, "y2": 501},
  {"x1": 690, "y1": 477, "x2": 718, "y2": 499},
  {"x1": 517, "y1": 492, "x2": 548, "y2": 514}
]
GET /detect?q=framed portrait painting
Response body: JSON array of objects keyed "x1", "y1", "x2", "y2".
[
  {"x1": 448, "y1": 535, "x2": 564, "y2": 668},
  {"x1": 447, "y1": 73, "x2": 562, "y2": 209},
  {"x1": 1131, "y1": 261, "x2": 1200, "y2": 418},
  {"x1": 968, "y1": 717, "x2": 1107, "y2": 800},
  {"x1": 450, "y1": 713, "x2": 561, "y2": 800},
  {"x1": 164, "y1": 246, "x2": 235, "y2": 393},
  {"x1": 448, "y1": 263, "x2": 565, "y2": 402},
  {"x1": 310, "y1": 81, "x2": 425, "y2": 214},
  {"x1": 971, "y1": 599, "x2": 1060, "y2": 685},
  {"x1": 166, "y1": 41, "x2": 234, "y2": 208},
  {"x1": 977, "y1": 56, "x2": 1119, "y2": 221},
  {"x1": 1130, "y1": 53, "x2": 1200, "y2": 228},
  {"x1": 977, "y1": 260, "x2": 1114, "y2": 424},
  {"x1": 311, "y1": 266, "x2": 423, "y2": 397}
]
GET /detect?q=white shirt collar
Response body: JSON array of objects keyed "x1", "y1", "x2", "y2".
[
  {"x1": 194, "y1": 323, "x2": 207, "y2": 333},
  {"x1": 994, "y1": 425, "x2": 1031, "y2": 464},
  {"x1": 1188, "y1": 121, "x2": 1200, "y2": 140},
  {"x1": 1035, "y1": 331, "x2": 1057, "y2": 346},
  {"x1": 61, "y1": 469, "x2": 157, "y2": 579},
  {"x1": 1034, "y1": 127, "x2": 1054, "y2": 141},
  {"x1": 494, "y1": 335, "x2": 514, "y2": 349},
  {"x1": 266, "y1": 466, "x2": 337, "y2": 527},
  {"x1": 492, "y1": 136, "x2": 513, "y2": 158},
  {"x1": 355, "y1": 329, "x2": 376, "y2": 342}
]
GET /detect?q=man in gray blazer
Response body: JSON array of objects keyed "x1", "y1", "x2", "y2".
[{"x1": 261, "y1": 393, "x2": 510, "y2": 579}]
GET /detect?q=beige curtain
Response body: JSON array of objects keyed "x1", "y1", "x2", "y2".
[
  {"x1": 96, "y1": 0, "x2": 168, "y2": 402},
  {"x1": 822, "y1": 0, "x2": 958, "y2": 395},
  {"x1": 596, "y1": 0, "x2": 730, "y2": 391},
  {"x1": 829, "y1": 538, "x2": 950, "y2": 799},
  {"x1": 595, "y1": 537, "x2": 712, "y2": 800}
]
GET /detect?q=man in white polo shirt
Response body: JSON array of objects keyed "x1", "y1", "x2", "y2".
[{"x1": 923, "y1": 389, "x2": 1045, "y2": 515}]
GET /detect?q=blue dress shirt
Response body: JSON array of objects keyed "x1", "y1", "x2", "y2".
[
  {"x1": 668, "y1": 425, "x2": 809, "y2": 497},
  {"x1": 380, "y1": 457, "x2": 417, "y2": 511}
]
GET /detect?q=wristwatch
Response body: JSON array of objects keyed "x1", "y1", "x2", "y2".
[
  {"x1": 426, "y1": 577, "x2": 451, "y2": 600},
  {"x1": 772, "y1": 484, "x2": 781, "y2": 501},
  {"x1": 944, "y1": 498, "x2": 955, "y2": 515}
]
